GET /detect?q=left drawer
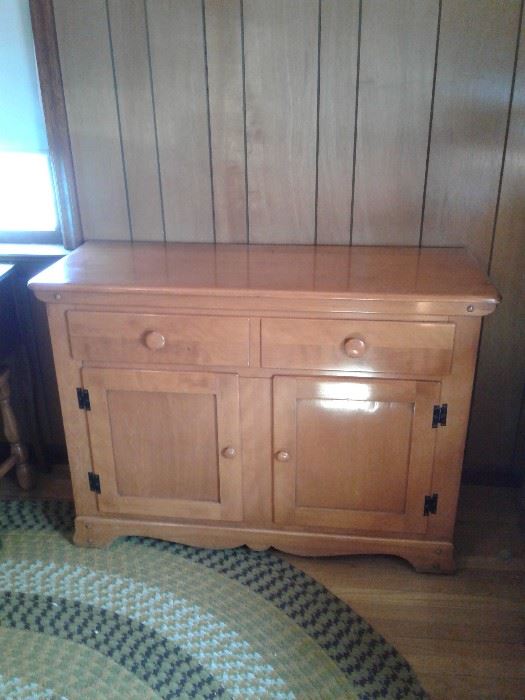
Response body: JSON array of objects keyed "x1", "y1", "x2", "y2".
[{"x1": 67, "y1": 311, "x2": 250, "y2": 367}]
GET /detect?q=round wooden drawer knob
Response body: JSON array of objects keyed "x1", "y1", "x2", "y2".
[
  {"x1": 343, "y1": 337, "x2": 367, "y2": 358},
  {"x1": 275, "y1": 450, "x2": 291, "y2": 462},
  {"x1": 144, "y1": 330, "x2": 166, "y2": 350},
  {"x1": 222, "y1": 446, "x2": 237, "y2": 459}
]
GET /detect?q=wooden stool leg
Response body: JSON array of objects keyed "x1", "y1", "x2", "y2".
[{"x1": 0, "y1": 369, "x2": 35, "y2": 490}]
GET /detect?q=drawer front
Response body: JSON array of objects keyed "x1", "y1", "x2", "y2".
[
  {"x1": 67, "y1": 311, "x2": 250, "y2": 366},
  {"x1": 261, "y1": 319, "x2": 455, "y2": 375}
]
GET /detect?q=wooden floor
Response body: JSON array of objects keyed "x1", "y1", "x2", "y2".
[{"x1": 1, "y1": 468, "x2": 524, "y2": 700}]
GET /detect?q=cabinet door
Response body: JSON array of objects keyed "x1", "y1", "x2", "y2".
[
  {"x1": 82, "y1": 368, "x2": 242, "y2": 521},
  {"x1": 273, "y1": 376, "x2": 440, "y2": 534}
]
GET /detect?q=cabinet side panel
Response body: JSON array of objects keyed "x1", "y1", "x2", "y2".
[
  {"x1": 426, "y1": 316, "x2": 482, "y2": 540},
  {"x1": 45, "y1": 304, "x2": 97, "y2": 515}
]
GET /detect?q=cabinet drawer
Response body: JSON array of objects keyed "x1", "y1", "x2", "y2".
[
  {"x1": 261, "y1": 319, "x2": 455, "y2": 375},
  {"x1": 67, "y1": 311, "x2": 250, "y2": 366}
]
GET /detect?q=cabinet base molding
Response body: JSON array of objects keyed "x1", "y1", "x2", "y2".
[{"x1": 74, "y1": 515, "x2": 455, "y2": 574}]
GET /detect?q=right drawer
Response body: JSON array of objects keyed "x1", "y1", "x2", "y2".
[{"x1": 261, "y1": 319, "x2": 455, "y2": 375}]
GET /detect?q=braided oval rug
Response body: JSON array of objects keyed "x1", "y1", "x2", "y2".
[{"x1": 0, "y1": 501, "x2": 427, "y2": 699}]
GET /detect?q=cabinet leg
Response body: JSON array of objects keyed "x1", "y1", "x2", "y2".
[
  {"x1": 408, "y1": 545, "x2": 456, "y2": 574},
  {"x1": 0, "y1": 368, "x2": 36, "y2": 490},
  {"x1": 74, "y1": 519, "x2": 116, "y2": 548}
]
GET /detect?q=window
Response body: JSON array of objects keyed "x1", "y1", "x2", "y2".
[{"x1": 0, "y1": 0, "x2": 59, "y2": 243}]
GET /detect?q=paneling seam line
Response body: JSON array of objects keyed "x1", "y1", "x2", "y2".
[
  {"x1": 314, "y1": 0, "x2": 322, "y2": 245},
  {"x1": 105, "y1": 0, "x2": 133, "y2": 241},
  {"x1": 240, "y1": 0, "x2": 250, "y2": 244},
  {"x1": 419, "y1": 0, "x2": 442, "y2": 248},
  {"x1": 202, "y1": 0, "x2": 217, "y2": 244},
  {"x1": 349, "y1": 0, "x2": 362, "y2": 245},
  {"x1": 144, "y1": 0, "x2": 167, "y2": 243}
]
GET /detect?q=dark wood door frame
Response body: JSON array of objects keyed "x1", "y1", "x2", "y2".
[{"x1": 29, "y1": 0, "x2": 83, "y2": 250}]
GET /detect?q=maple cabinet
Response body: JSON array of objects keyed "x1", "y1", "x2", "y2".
[{"x1": 29, "y1": 242, "x2": 499, "y2": 573}]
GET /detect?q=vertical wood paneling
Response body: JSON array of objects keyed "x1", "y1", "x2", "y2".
[
  {"x1": 107, "y1": 0, "x2": 164, "y2": 241},
  {"x1": 53, "y1": 0, "x2": 129, "y2": 240},
  {"x1": 205, "y1": 0, "x2": 247, "y2": 243},
  {"x1": 47, "y1": 0, "x2": 525, "y2": 475},
  {"x1": 147, "y1": 0, "x2": 214, "y2": 242},
  {"x1": 422, "y1": 0, "x2": 521, "y2": 268},
  {"x1": 244, "y1": 0, "x2": 318, "y2": 244},
  {"x1": 316, "y1": 0, "x2": 359, "y2": 245},
  {"x1": 466, "y1": 9, "x2": 525, "y2": 470},
  {"x1": 353, "y1": 0, "x2": 438, "y2": 245}
]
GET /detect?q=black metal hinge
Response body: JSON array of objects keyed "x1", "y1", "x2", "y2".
[
  {"x1": 88, "y1": 472, "x2": 101, "y2": 494},
  {"x1": 77, "y1": 388, "x2": 91, "y2": 411},
  {"x1": 432, "y1": 403, "x2": 447, "y2": 428},
  {"x1": 424, "y1": 493, "x2": 438, "y2": 516}
]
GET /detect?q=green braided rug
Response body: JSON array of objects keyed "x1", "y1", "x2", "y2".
[{"x1": 0, "y1": 501, "x2": 428, "y2": 699}]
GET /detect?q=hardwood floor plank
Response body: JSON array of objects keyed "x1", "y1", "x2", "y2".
[
  {"x1": 244, "y1": 0, "x2": 318, "y2": 243},
  {"x1": 419, "y1": 672, "x2": 525, "y2": 700},
  {"x1": 395, "y1": 637, "x2": 525, "y2": 678}
]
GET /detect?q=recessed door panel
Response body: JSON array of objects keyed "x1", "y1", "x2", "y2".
[
  {"x1": 83, "y1": 368, "x2": 242, "y2": 521},
  {"x1": 107, "y1": 390, "x2": 220, "y2": 502},
  {"x1": 296, "y1": 398, "x2": 413, "y2": 513},
  {"x1": 273, "y1": 376, "x2": 440, "y2": 533}
]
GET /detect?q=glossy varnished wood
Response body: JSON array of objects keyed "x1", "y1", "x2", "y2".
[
  {"x1": 29, "y1": 243, "x2": 499, "y2": 572},
  {"x1": 261, "y1": 318, "x2": 455, "y2": 375},
  {"x1": 67, "y1": 310, "x2": 250, "y2": 367},
  {"x1": 273, "y1": 376, "x2": 439, "y2": 534},
  {"x1": 29, "y1": 243, "x2": 499, "y2": 313}
]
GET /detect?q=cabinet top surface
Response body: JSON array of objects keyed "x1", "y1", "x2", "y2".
[{"x1": 28, "y1": 242, "x2": 500, "y2": 311}]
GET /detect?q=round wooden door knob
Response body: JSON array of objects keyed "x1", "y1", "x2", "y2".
[
  {"x1": 143, "y1": 330, "x2": 166, "y2": 350},
  {"x1": 275, "y1": 450, "x2": 291, "y2": 462},
  {"x1": 222, "y1": 446, "x2": 237, "y2": 459},
  {"x1": 343, "y1": 337, "x2": 367, "y2": 358}
]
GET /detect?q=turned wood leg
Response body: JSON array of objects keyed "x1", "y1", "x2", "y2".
[{"x1": 0, "y1": 368, "x2": 36, "y2": 490}]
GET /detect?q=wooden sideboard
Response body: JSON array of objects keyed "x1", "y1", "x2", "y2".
[{"x1": 29, "y1": 243, "x2": 499, "y2": 572}]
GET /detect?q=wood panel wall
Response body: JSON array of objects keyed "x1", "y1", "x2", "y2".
[{"x1": 50, "y1": 0, "x2": 524, "y2": 474}]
